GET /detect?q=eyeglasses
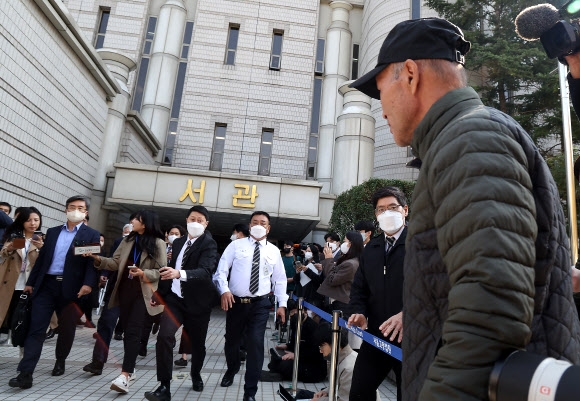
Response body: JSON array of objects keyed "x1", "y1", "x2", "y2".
[
  {"x1": 67, "y1": 206, "x2": 86, "y2": 212},
  {"x1": 375, "y1": 204, "x2": 401, "y2": 214}
]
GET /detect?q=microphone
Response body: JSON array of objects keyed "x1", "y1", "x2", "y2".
[{"x1": 515, "y1": 3, "x2": 560, "y2": 41}]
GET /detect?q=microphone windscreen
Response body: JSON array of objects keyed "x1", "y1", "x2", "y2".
[{"x1": 515, "y1": 3, "x2": 560, "y2": 40}]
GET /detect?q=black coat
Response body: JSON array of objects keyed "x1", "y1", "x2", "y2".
[
  {"x1": 26, "y1": 223, "x2": 100, "y2": 301},
  {"x1": 156, "y1": 231, "x2": 218, "y2": 312},
  {"x1": 349, "y1": 227, "x2": 406, "y2": 340}
]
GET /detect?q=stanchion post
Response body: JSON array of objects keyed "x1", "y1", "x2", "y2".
[
  {"x1": 291, "y1": 297, "x2": 304, "y2": 397},
  {"x1": 328, "y1": 310, "x2": 342, "y2": 401}
]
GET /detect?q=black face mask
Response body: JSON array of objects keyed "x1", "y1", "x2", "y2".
[{"x1": 284, "y1": 248, "x2": 292, "y2": 253}]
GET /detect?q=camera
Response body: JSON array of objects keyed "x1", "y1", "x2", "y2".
[
  {"x1": 489, "y1": 350, "x2": 580, "y2": 401},
  {"x1": 541, "y1": 19, "x2": 580, "y2": 59}
]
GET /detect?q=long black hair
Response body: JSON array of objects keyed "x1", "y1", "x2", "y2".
[
  {"x1": 308, "y1": 244, "x2": 321, "y2": 264},
  {"x1": 337, "y1": 230, "x2": 364, "y2": 264},
  {"x1": 2, "y1": 207, "x2": 42, "y2": 244},
  {"x1": 126, "y1": 210, "x2": 164, "y2": 259}
]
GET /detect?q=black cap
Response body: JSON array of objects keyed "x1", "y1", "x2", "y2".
[
  {"x1": 350, "y1": 18, "x2": 471, "y2": 99},
  {"x1": 188, "y1": 205, "x2": 210, "y2": 221}
]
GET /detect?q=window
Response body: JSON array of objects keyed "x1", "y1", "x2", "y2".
[
  {"x1": 308, "y1": 77, "x2": 323, "y2": 178},
  {"x1": 94, "y1": 9, "x2": 110, "y2": 49},
  {"x1": 210, "y1": 124, "x2": 227, "y2": 171},
  {"x1": 270, "y1": 31, "x2": 284, "y2": 70},
  {"x1": 258, "y1": 129, "x2": 273, "y2": 176},
  {"x1": 163, "y1": 21, "x2": 194, "y2": 165},
  {"x1": 132, "y1": 16, "x2": 158, "y2": 112},
  {"x1": 351, "y1": 44, "x2": 359, "y2": 80},
  {"x1": 225, "y1": 25, "x2": 240, "y2": 65},
  {"x1": 315, "y1": 38, "x2": 325, "y2": 75}
]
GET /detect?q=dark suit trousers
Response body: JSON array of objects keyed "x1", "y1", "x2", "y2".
[
  {"x1": 349, "y1": 340, "x2": 402, "y2": 401},
  {"x1": 224, "y1": 297, "x2": 271, "y2": 397},
  {"x1": 92, "y1": 288, "x2": 120, "y2": 363},
  {"x1": 18, "y1": 276, "x2": 83, "y2": 373},
  {"x1": 156, "y1": 292, "x2": 211, "y2": 383}
]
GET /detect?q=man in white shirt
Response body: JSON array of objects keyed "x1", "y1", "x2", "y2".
[{"x1": 213, "y1": 211, "x2": 288, "y2": 401}]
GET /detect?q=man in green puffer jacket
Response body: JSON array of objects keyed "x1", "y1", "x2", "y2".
[{"x1": 351, "y1": 18, "x2": 580, "y2": 401}]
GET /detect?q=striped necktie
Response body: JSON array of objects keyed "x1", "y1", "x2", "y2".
[
  {"x1": 181, "y1": 240, "x2": 192, "y2": 270},
  {"x1": 249, "y1": 241, "x2": 260, "y2": 294},
  {"x1": 385, "y1": 236, "x2": 395, "y2": 254}
]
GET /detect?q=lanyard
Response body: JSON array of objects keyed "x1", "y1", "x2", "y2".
[{"x1": 133, "y1": 236, "x2": 142, "y2": 267}]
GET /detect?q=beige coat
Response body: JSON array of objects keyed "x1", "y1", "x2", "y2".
[
  {"x1": 96, "y1": 237, "x2": 166, "y2": 316},
  {"x1": 0, "y1": 241, "x2": 40, "y2": 326}
]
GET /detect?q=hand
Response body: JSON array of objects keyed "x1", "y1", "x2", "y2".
[
  {"x1": 221, "y1": 291, "x2": 235, "y2": 311},
  {"x1": 348, "y1": 313, "x2": 368, "y2": 330},
  {"x1": 159, "y1": 266, "x2": 179, "y2": 280},
  {"x1": 313, "y1": 390, "x2": 328, "y2": 399},
  {"x1": 314, "y1": 263, "x2": 323, "y2": 271},
  {"x1": 379, "y1": 311, "x2": 403, "y2": 342},
  {"x1": 23, "y1": 286, "x2": 33, "y2": 294},
  {"x1": 129, "y1": 267, "x2": 144, "y2": 278},
  {"x1": 565, "y1": 53, "x2": 580, "y2": 79},
  {"x1": 5, "y1": 241, "x2": 14, "y2": 252},
  {"x1": 99, "y1": 276, "x2": 108, "y2": 288},
  {"x1": 77, "y1": 285, "x2": 92, "y2": 298},
  {"x1": 31, "y1": 238, "x2": 44, "y2": 249},
  {"x1": 276, "y1": 306, "x2": 286, "y2": 324},
  {"x1": 323, "y1": 245, "x2": 333, "y2": 259},
  {"x1": 281, "y1": 351, "x2": 294, "y2": 361},
  {"x1": 572, "y1": 266, "x2": 580, "y2": 293}
]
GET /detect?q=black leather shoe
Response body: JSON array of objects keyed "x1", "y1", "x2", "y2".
[
  {"x1": 220, "y1": 370, "x2": 236, "y2": 387},
  {"x1": 83, "y1": 360, "x2": 104, "y2": 375},
  {"x1": 45, "y1": 328, "x2": 55, "y2": 340},
  {"x1": 243, "y1": 394, "x2": 256, "y2": 401},
  {"x1": 113, "y1": 333, "x2": 123, "y2": 341},
  {"x1": 138, "y1": 346, "x2": 147, "y2": 357},
  {"x1": 239, "y1": 349, "x2": 247, "y2": 361},
  {"x1": 152, "y1": 322, "x2": 159, "y2": 335},
  {"x1": 51, "y1": 359, "x2": 65, "y2": 376},
  {"x1": 174, "y1": 357, "x2": 187, "y2": 367},
  {"x1": 8, "y1": 372, "x2": 33, "y2": 389},
  {"x1": 144, "y1": 385, "x2": 171, "y2": 401},
  {"x1": 192, "y1": 375, "x2": 204, "y2": 392}
]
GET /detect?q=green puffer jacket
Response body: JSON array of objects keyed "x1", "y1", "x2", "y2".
[{"x1": 403, "y1": 87, "x2": 580, "y2": 401}]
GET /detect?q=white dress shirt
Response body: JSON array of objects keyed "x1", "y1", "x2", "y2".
[
  {"x1": 213, "y1": 237, "x2": 288, "y2": 307},
  {"x1": 171, "y1": 235, "x2": 198, "y2": 297}
]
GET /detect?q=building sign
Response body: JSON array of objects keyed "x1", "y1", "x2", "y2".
[
  {"x1": 232, "y1": 184, "x2": 259, "y2": 209},
  {"x1": 179, "y1": 179, "x2": 206, "y2": 204}
]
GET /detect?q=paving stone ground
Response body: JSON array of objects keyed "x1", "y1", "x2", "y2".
[{"x1": 0, "y1": 308, "x2": 397, "y2": 400}]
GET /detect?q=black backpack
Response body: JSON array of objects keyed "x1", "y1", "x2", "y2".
[{"x1": 10, "y1": 293, "x2": 32, "y2": 347}]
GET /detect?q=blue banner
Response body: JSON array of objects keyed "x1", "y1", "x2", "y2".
[{"x1": 292, "y1": 295, "x2": 402, "y2": 361}]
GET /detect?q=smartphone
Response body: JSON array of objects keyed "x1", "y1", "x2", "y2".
[
  {"x1": 32, "y1": 230, "x2": 43, "y2": 241},
  {"x1": 12, "y1": 237, "x2": 25, "y2": 249},
  {"x1": 295, "y1": 260, "x2": 303, "y2": 271}
]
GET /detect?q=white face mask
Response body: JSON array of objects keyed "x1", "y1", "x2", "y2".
[
  {"x1": 340, "y1": 242, "x2": 350, "y2": 255},
  {"x1": 360, "y1": 232, "x2": 368, "y2": 241},
  {"x1": 230, "y1": 234, "x2": 238, "y2": 241},
  {"x1": 306, "y1": 310, "x2": 314, "y2": 318},
  {"x1": 250, "y1": 224, "x2": 267, "y2": 240},
  {"x1": 168, "y1": 234, "x2": 178, "y2": 244},
  {"x1": 67, "y1": 209, "x2": 85, "y2": 224},
  {"x1": 377, "y1": 210, "x2": 404, "y2": 235},
  {"x1": 187, "y1": 222, "x2": 205, "y2": 238},
  {"x1": 304, "y1": 251, "x2": 313, "y2": 260},
  {"x1": 327, "y1": 242, "x2": 338, "y2": 252},
  {"x1": 100, "y1": 241, "x2": 105, "y2": 247}
]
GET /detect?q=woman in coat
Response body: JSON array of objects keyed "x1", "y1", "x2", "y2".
[
  {"x1": 0, "y1": 207, "x2": 43, "y2": 332},
  {"x1": 317, "y1": 231, "x2": 364, "y2": 316},
  {"x1": 89, "y1": 210, "x2": 166, "y2": 394}
]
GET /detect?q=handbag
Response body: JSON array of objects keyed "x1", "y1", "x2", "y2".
[{"x1": 10, "y1": 293, "x2": 32, "y2": 347}]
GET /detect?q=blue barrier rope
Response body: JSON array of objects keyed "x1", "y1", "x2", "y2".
[{"x1": 292, "y1": 295, "x2": 402, "y2": 362}]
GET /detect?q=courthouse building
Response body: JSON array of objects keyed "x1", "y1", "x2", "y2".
[{"x1": 0, "y1": 0, "x2": 433, "y2": 245}]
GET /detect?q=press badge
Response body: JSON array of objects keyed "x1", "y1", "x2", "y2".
[{"x1": 263, "y1": 261, "x2": 270, "y2": 277}]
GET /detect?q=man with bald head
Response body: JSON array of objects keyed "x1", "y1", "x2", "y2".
[{"x1": 351, "y1": 17, "x2": 580, "y2": 401}]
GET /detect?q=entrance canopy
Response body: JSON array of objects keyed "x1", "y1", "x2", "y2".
[{"x1": 107, "y1": 163, "x2": 322, "y2": 241}]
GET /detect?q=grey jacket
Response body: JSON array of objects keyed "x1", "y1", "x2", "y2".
[{"x1": 403, "y1": 87, "x2": 580, "y2": 401}]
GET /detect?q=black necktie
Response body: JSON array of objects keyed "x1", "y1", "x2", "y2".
[
  {"x1": 249, "y1": 242, "x2": 260, "y2": 294},
  {"x1": 181, "y1": 240, "x2": 192, "y2": 270}
]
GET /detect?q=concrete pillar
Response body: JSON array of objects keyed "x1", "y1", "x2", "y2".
[
  {"x1": 140, "y1": 0, "x2": 187, "y2": 161},
  {"x1": 316, "y1": 0, "x2": 352, "y2": 194},
  {"x1": 92, "y1": 49, "x2": 136, "y2": 234},
  {"x1": 331, "y1": 81, "x2": 375, "y2": 195}
]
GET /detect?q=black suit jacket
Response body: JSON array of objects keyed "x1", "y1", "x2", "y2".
[
  {"x1": 26, "y1": 223, "x2": 100, "y2": 301},
  {"x1": 157, "y1": 231, "x2": 218, "y2": 312},
  {"x1": 349, "y1": 227, "x2": 407, "y2": 340}
]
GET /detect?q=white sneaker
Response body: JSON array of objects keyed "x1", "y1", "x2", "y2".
[
  {"x1": 129, "y1": 369, "x2": 137, "y2": 382},
  {"x1": 110, "y1": 374, "x2": 129, "y2": 393}
]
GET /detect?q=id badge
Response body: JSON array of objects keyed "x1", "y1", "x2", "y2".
[{"x1": 262, "y1": 261, "x2": 270, "y2": 277}]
